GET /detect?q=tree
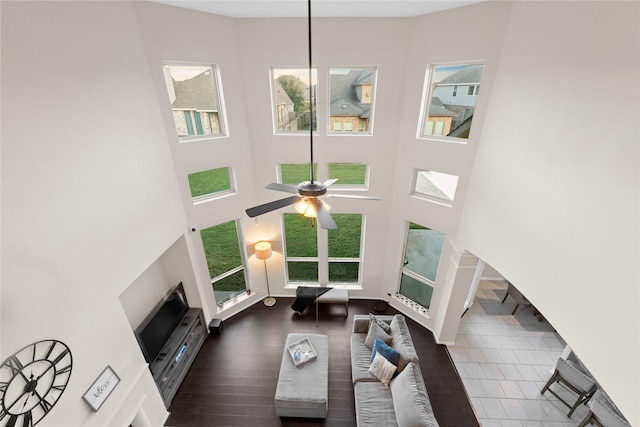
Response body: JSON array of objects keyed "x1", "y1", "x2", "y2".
[{"x1": 277, "y1": 75, "x2": 307, "y2": 112}]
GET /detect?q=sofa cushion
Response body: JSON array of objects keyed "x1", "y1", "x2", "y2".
[
  {"x1": 368, "y1": 352, "x2": 397, "y2": 387},
  {"x1": 354, "y1": 381, "x2": 399, "y2": 427},
  {"x1": 371, "y1": 338, "x2": 401, "y2": 367},
  {"x1": 390, "y1": 315, "x2": 419, "y2": 374},
  {"x1": 351, "y1": 333, "x2": 379, "y2": 383},
  {"x1": 370, "y1": 313, "x2": 392, "y2": 334},
  {"x1": 390, "y1": 362, "x2": 439, "y2": 427},
  {"x1": 365, "y1": 321, "x2": 392, "y2": 349}
]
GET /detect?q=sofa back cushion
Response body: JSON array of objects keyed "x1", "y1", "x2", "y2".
[
  {"x1": 390, "y1": 315, "x2": 419, "y2": 373},
  {"x1": 365, "y1": 321, "x2": 392, "y2": 348},
  {"x1": 390, "y1": 362, "x2": 439, "y2": 427}
]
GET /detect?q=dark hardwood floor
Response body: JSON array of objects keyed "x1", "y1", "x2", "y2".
[{"x1": 165, "y1": 299, "x2": 479, "y2": 427}]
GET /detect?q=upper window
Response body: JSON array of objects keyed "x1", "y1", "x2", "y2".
[
  {"x1": 328, "y1": 163, "x2": 368, "y2": 188},
  {"x1": 328, "y1": 67, "x2": 377, "y2": 135},
  {"x1": 271, "y1": 67, "x2": 317, "y2": 134},
  {"x1": 163, "y1": 64, "x2": 226, "y2": 141},
  {"x1": 412, "y1": 169, "x2": 459, "y2": 206},
  {"x1": 188, "y1": 166, "x2": 233, "y2": 203},
  {"x1": 419, "y1": 63, "x2": 484, "y2": 141},
  {"x1": 280, "y1": 163, "x2": 318, "y2": 185}
]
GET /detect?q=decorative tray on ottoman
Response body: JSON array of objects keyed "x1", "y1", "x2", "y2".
[{"x1": 287, "y1": 337, "x2": 317, "y2": 366}]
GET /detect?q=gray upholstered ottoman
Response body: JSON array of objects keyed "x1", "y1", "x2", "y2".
[{"x1": 275, "y1": 333, "x2": 329, "y2": 418}]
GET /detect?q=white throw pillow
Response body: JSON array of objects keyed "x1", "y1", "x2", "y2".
[{"x1": 368, "y1": 352, "x2": 397, "y2": 387}]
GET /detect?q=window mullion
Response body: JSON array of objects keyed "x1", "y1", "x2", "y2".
[{"x1": 317, "y1": 227, "x2": 329, "y2": 285}]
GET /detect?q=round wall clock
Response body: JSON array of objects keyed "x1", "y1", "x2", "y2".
[{"x1": 0, "y1": 339, "x2": 72, "y2": 426}]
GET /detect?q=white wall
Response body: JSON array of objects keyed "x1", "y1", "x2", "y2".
[
  {"x1": 384, "y1": 1, "x2": 512, "y2": 330},
  {"x1": 457, "y1": 2, "x2": 639, "y2": 423},
  {"x1": 1, "y1": 2, "x2": 187, "y2": 425}
]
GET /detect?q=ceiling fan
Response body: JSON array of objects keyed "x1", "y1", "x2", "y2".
[{"x1": 245, "y1": 0, "x2": 379, "y2": 230}]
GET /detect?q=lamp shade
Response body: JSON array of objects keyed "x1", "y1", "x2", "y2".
[{"x1": 255, "y1": 241, "x2": 272, "y2": 260}]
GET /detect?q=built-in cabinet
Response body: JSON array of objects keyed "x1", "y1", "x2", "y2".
[{"x1": 149, "y1": 307, "x2": 207, "y2": 408}]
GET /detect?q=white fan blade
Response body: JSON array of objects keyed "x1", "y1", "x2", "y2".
[
  {"x1": 266, "y1": 182, "x2": 300, "y2": 194},
  {"x1": 323, "y1": 178, "x2": 339, "y2": 187},
  {"x1": 324, "y1": 193, "x2": 380, "y2": 200},
  {"x1": 310, "y1": 199, "x2": 337, "y2": 230}
]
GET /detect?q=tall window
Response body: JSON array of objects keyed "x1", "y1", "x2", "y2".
[
  {"x1": 283, "y1": 214, "x2": 318, "y2": 282},
  {"x1": 283, "y1": 213, "x2": 364, "y2": 285},
  {"x1": 163, "y1": 64, "x2": 226, "y2": 141},
  {"x1": 328, "y1": 67, "x2": 377, "y2": 135},
  {"x1": 399, "y1": 223, "x2": 445, "y2": 310},
  {"x1": 419, "y1": 62, "x2": 484, "y2": 141},
  {"x1": 271, "y1": 67, "x2": 317, "y2": 134},
  {"x1": 328, "y1": 214, "x2": 362, "y2": 283},
  {"x1": 200, "y1": 220, "x2": 247, "y2": 307},
  {"x1": 187, "y1": 166, "x2": 233, "y2": 203}
]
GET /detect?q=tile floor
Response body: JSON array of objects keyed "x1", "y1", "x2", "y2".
[{"x1": 447, "y1": 280, "x2": 591, "y2": 427}]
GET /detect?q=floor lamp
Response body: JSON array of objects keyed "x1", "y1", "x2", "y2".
[{"x1": 255, "y1": 241, "x2": 275, "y2": 306}]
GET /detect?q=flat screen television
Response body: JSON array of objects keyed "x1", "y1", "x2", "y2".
[{"x1": 135, "y1": 282, "x2": 189, "y2": 364}]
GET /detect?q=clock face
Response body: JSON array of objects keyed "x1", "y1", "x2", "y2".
[{"x1": 0, "y1": 340, "x2": 72, "y2": 427}]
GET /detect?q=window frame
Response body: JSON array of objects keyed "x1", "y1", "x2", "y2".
[
  {"x1": 282, "y1": 213, "x2": 365, "y2": 288},
  {"x1": 188, "y1": 166, "x2": 236, "y2": 205},
  {"x1": 410, "y1": 169, "x2": 459, "y2": 207},
  {"x1": 327, "y1": 66, "x2": 378, "y2": 136},
  {"x1": 270, "y1": 66, "x2": 318, "y2": 136},
  {"x1": 397, "y1": 222, "x2": 445, "y2": 313},
  {"x1": 163, "y1": 62, "x2": 228, "y2": 143},
  {"x1": 417, "y1": 60, "x2": 485, "y2": 143},
  {"x1": 327, "y1": 163, "x2": 370, "y2": 191},
  {"x1": 200, "y1": 219, "x2": 249, "y2": 310}
]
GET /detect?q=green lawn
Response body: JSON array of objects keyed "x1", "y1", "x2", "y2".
[
  {"x1": 188, "y1": 167, "x2": 230, "y2": 198},
  {"x1": 281, "y1": 163, "x2": 366, "y2": 185},
  {"x1": 281, "y1": 163, "x2": 318, "y2": 184},
  {"x1": 284, "y1": 213, "x2": 362, "y2": 281}
]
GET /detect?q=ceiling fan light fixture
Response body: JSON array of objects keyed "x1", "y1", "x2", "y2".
[
  {"x1": 295, "y1": 199, "x2": 312, "y2": 216},
  {"x1": 294, "y1": 198, "x2": 331, "y2": 218}
]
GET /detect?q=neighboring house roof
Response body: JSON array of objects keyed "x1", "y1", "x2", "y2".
[
  {"x1": 428, "y1": 97, "x2": 457, "y2": 117},
  {"x1": 172, "y1": 71, "x2": 219, "y2": 111},
  {"x1": 329, "y1": 69, "x2": 373, "y2": 118},
  {"x1": 273, "y1": 80, "x2": 294, "y2": 108},
  {"x1": 438, "y1": 64, "x2": 484, "y2": 86},
  {"x1": 448, "y1": 115, "x2": 473, "y2": 138},
  {"x1": 330, "y1": 97, "x2": 365, "y2": 117}
]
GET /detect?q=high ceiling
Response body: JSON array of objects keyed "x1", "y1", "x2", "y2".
[{"x1": 146, "y1": 0, "x2": 487, "y2": 18}]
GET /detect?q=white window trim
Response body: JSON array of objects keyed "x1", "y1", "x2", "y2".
[
  {"x1": 282, "y1": 213, "x2": 365, "y2": 288},
  {"x1": 416, "y1": 59, "x2": 485, "y2": 144},
  {"x1": 410, "y1": 169, "x2": 456, "y2": 207},
  {"x1": 190, "y1": 167, "x2": 237, "y2": 205},
  {"x1": 270, "y1": 66, "x2": 318, "y2": 136},
  {"x1": 164, "y1": 62, "x2": 229, "y2": 143},
  {"x1": 327, "y1": 66, "x2": 378, "y2": 136}
]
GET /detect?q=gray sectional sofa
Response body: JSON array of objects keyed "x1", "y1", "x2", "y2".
[{"x1": 351, "y1": 314, "x2": 439, "y2": 427}]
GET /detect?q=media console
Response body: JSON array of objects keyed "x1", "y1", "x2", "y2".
[{"x1": 147, "y1": 307, "x2": 206, "y2": 408}]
